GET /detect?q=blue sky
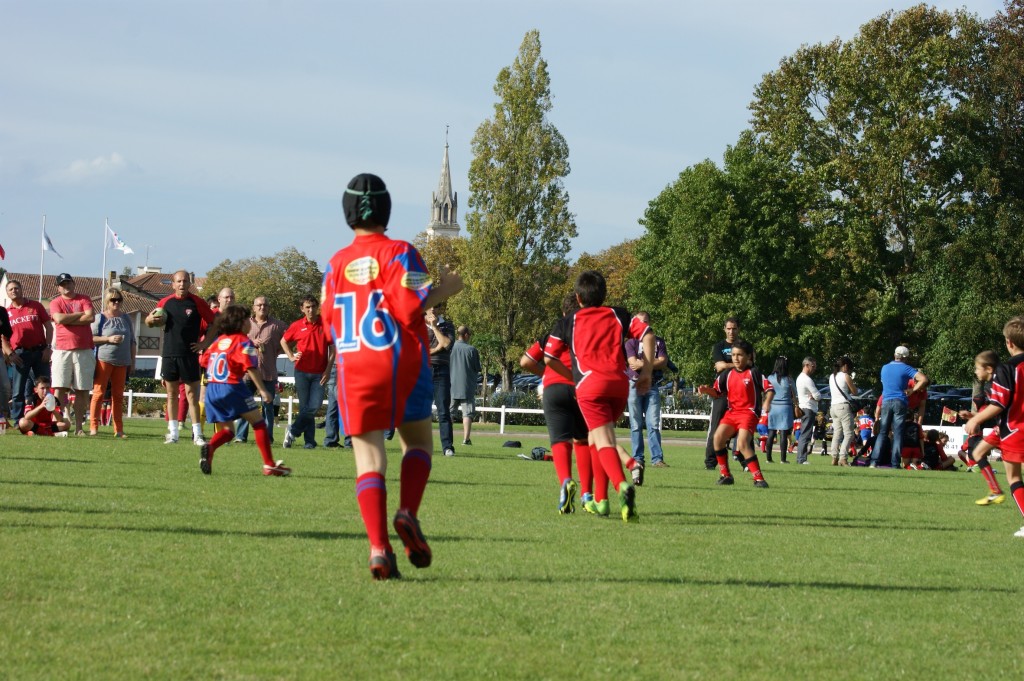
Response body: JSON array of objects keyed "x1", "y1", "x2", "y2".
[{"x1": 0, "y1": 0, "x2": 1003, "y2": 283}]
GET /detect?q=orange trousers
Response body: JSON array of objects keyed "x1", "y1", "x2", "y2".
[{"x1": 90, "y1": 361, "x2": 128, "y2": 434}]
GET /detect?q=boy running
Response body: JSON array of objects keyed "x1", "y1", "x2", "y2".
[
  {"x1": 698, "y1": 339, "x2": 774, "y2": 487},
  {"x1": 958, "y1": 350, "x2": 1005, "y2": 505},
  {"x1": 543, "y1": 270, "x2": 651, "y2": 523},
  {"x1": 964, "y1": 317, "x2": 1024, "y2": 538},
  {"x1": 197, "y1": 305, "x2": 291, "y2": 478},
  {"x1": 322, "y1": 173, "x2": 463, "y2": 580}
]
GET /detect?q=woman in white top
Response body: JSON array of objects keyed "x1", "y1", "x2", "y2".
[{"x1": 828, "y1": 356, "x2": 857, "y2": 466}]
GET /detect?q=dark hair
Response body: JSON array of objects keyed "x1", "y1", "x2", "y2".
[
  {"x1": 725, "y1": 316, "x2": 740, "y2": 327},
  {"x1": 732, "y1": 339, "x2": 754, "y2": 356},
  {"x1": 771, "y1": 355, "x2": 790, "y2": 379},
  {"x1": 301, "y1": 296, "x2": 319, "y2": 307},
  {"x1": 975, "y1": 350, "x2": 999, "y2": 368},
  {"x1": 342, "y1": 173, "x2": 391, "y2": 229},
  {"x1": 833, "y1": 356, "x2": 853, "y2": 373},
  {"x1": 217, "y1": 304, "x2": 251, "y2": 336},
  {"x1": 574, "y1": 270, "x2": 607, "y2": 307},
  {"x1": 561, "y1": 292, "x2": 580, "y2": 317},
  {"x1": 925, "y1": 429, "x2": 948, "y2": 444},
  {"x1": 35, "y1": 374, "x2": 52, "y2": 386},
  {"x1": 205, "y1": 295, "x2": 219, "y2": 306}
]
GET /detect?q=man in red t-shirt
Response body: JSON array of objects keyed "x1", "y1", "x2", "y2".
[
  {"x1": 5, "y1": 279, "x2": 53, "y2": 424},
  {"x1": 280, "y1": 296, "x2": 334, "y2": 449},
  {"x1": 48, "y1": 273, "x2": 95, "y2": 435}
]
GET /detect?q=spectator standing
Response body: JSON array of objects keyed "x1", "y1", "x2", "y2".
[
  {"x1": 281, "y1": 297, "x2": 333, "y2": 449},
  {"x1": 870, "y1": 346, "x2": 929, "y2": 468},
  {"x1": 705, "y1": 317, "x2": 741, "y2": 469},
  {"x1": 49, "y1": 273, "x2": 95, "y2": 436},
  {"x1": 5, "y1": 279, "x2": 52, "y2": 421},
  {"x1": 89, "y1": 287, "x2": 136, "y2": 437},
  {"x1": 765, "y1": 356, "x2": 795, "y2": 463},
  {"x1": 234, "y1": 296, "x2": 286, "y2": 444},
  {"x1": 828, "y1": 356, "x2": 858, "y2": 466},
  {"x1": 147, "y1": 269, "x2": 215, "y2": 445},
  {"x1": 427, "y1": 304, "x2": 456, "y2": 457},
  {"x1": 322, "y1": 363, "x2": 340, "y2": 448},
  {"x1": 626, "y1": 311, "x2": 669, "y2": 468},
  {"x1": 0, "y1": 305, "x2": 12, "y2": 423},
  {"x1": 795, "y1": 357, "x2": 821, "y2": 464},
  {"x1": 449, "y1": 325, "x2": 481, "y2": 446}
]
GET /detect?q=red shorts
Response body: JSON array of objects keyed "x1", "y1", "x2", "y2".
[
  {"x1": 720, "y1": 409, "x2": 758, "y2": 434},
  {"x1": 576, "y1": 388, "x2": 627, "y2": 430},
  {"x1": 1001, "y1": 447, "x2": 1024, "y2": 464}
]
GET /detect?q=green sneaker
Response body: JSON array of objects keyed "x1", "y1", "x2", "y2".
[
  {"x1": 618, "y1": 482, "x2": 638, "y2": 523},
  {"x1": 585, "y1": 499, "x2": 610, "y2": 516},
  {"x1": 558, "y1": 479, "x2": 577, "y2": 514}
]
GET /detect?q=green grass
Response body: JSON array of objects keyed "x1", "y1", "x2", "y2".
[{"x1": 2, "y1": 418, "x2": 1022, "y2": 680}]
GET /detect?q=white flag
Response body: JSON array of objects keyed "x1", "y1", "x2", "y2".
[
  {"x1": 105, "y1": 220, "x2": 134, "y2": 255},
  {"x1": 42, "y1": 227, "x2": 63, "y2": 258}
]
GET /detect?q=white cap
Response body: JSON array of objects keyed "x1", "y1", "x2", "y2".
[{"x1": 894, "y1": 345, "x2": 910, "y2": 359}]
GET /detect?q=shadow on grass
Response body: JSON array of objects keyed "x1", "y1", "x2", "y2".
[
  {"x1": 1, "y1": 479, "x2": 158, "y2": 491},
  {"x1": 649, "y1": 509, "x2": 969, "y2": 532},
  {"x1": 3, "y1": 456, "x2": 99, "y2": 465},
  {"x1": 1, "y1": 504, "x2": 115, "y2": 515}
]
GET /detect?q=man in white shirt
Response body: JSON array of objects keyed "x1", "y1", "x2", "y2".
[{"x1": 795, "y1": 357, "x2": 821, "y2": 464}]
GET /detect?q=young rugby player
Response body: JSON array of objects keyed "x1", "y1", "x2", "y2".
[
  {"x1": 17, "y1": 376, "x2": 70, "y2": 436},
  {"x1": 697, "y1": 339, "x2": 774, "y2": 487},
  {"x1": 964, "y1": 317, "x2": 1024, "y2": 537},
  {"x1": 197, "y1": 304, "x2": 291, "y2": 478},
  {"x1": 322, "y1": 173, "x2": 463, "y2": 579},
  {"x1": 958, "y1": 350, "x2": 1005, "y2": 505}
]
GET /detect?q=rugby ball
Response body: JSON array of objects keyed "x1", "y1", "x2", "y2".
[{"x1": 150, "y1": 307, "x2": 166, "y2": 326}]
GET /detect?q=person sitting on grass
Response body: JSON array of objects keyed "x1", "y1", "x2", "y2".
[
  {"x1": 196, "y1": 304, "x2": 291, "y2": 478},
  {"x1": 958, "y1": 350, "x2": 1005, "y2": 505},
  {"x1": 17, "y1": 375, "x2": 70, "y2": 436},
  {"x1": 921, "y1": 430, "x2": 955, "y2": 471},
  {"x1": 697, "y1": 339, "x2": 774, "y2": 488},
  {"x1": 964, "y1": 317, "x2": 1024, "y2": 538}
]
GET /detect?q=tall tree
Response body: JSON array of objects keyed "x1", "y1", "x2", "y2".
[
  {"x1": 461, "y1": 30, "x2": 576, "y2": 389},
  {"x1": 203, "y1": 247, "x2": 323, "y2": 319}
]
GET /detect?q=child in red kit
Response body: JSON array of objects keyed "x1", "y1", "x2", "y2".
[
  {"x1": 17, "y1": 376, "x2": 70, "y2": 436},
  {"x1": 698, "y1": 339, "x2": 775, "y2": 488},
  {"x1": 965, "y1": 317, "x2": 1024, "y2": 538},
  {"x1": 958, "y1": 350, "x2": 1005, "y2": 505}
]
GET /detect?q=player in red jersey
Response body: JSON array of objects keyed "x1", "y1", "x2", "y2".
[
  {"x1": 321, "y1": 174, "x2": 463, "y2": 580},
  {"x1": 957, "y1": 351, "x2": 1005, "y2": 504},
  {"x1": 196, "y1": 305, "x2": 290, "y2": 477},
  {"x1": 520, "y1": 293, "x2": 595, "y2": 515},
  {"x1": 543, "y1": 270, "x2": 652, "y2": 523},
  {"x1": 965, "y1": 317, "x2": 1024, "y2": 538},
  {"x1": 17, "y1": 375, "x2": 70, "y2": 436},
  {"x1": 698, "y1": 339, "x2": 774, "y2": 487}
]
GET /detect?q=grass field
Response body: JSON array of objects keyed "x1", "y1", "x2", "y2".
[{"x1": 2, "y1": 418, "x2": 1022, "y2": 680}]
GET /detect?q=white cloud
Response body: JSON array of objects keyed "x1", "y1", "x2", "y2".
[{"x1": 43, "y1": 152, "x2": 135, "y2": 185}]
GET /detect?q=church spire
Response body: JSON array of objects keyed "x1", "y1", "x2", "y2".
[{"x1": 427, "y1": 128, "x2": 460, "y2": 239}]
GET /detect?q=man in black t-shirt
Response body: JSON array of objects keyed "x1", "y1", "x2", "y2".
[
  {"x1": 705, "y1": 317, "x2": 741, "y2": 469},
  {"x1": 146, "y1": 269, "x2": 215, "y2": 446},
  {"x1": 427, "y1": 304, "x2": 456, "y2": 457}
]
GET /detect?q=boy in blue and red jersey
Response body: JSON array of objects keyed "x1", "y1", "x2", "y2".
[
  {"x1": 543, "y1": 270, "x2": 652, "y2": 523},
  {"x1": 321, "y1": 173, "x2": 463, "y2": 580},
  {"x1": 197, "y1": 305, "x2": 290, "y2": 477},
  {"x1": 958, "y1": 350, "x2": 1005, "y2": 505},
  {"x1": 698, "y1": 339, "x2": 774, "y2": 487},
  {"x1": 965, "y1": 317, "x2": 1024, "y2": 538}
]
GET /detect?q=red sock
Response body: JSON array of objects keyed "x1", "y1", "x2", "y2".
[
  {"x1": 399, "y1": 449, "x2": 431, "y2": 516},
  {"x1": 625, "y1": 457, "x2": 639, "y2": 471},
  {"x1": 598, "y1": 446, "x2": 626, "y2": 489},
  {"x1": 207, "y1": 428, "x2": 233, "y2": 463},
  {"x1": 574, "y1": 442, "x2": 592, "y2": 495},
  {"x1": 715, "y1": 449, "x2": 730, "y2": 477},
  {"x1": 978, "y1": 459, "x2": 1003, "y2": 495},
  {"x1": 252, "y1": 420, "x2": 275, "y2": 466},
  {"x1": 356, "y1": 473, "x2": 391, "y2": 551},
  {"x1": 1010, "y1": 481, "x2": 1024, "y2": 518},
  {"x1": 592, "y1": 446, "x2": 608, "y2": 502},
  {"x1": 551, "y1": 441, "x2": 572, "y2": 484},
  {"x1": 745, "y1": 455, "x2": 765, "y2": 482}
]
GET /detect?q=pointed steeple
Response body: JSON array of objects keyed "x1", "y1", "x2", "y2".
[{"x1": 427, "y1": 128, "x2": 460, "y2": 239}]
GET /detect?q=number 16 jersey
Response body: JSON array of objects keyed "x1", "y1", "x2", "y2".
[{"x1": 321, "y1": 232, "x2": 433, "y2": 435}]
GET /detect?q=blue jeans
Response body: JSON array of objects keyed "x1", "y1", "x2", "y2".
[
  {"x1": 872, "y1": 399, "x2": 907, "y2": 467},
  {"x1": 10, "y1": 347, "x2": 50, "y2": 421},
  {"x1": 433, "y1": 365, "x2": 453, "y2": 452},
  {"x1": 323, "y1": 365, "x2": 340, "y2": 446},
  {"x1": 288, "y1": 370, "x2": 324, "y2": 446},
  {"x1": 235, "y1": 380, "x2": 277, "y2": 443},
  {"x1": 628, "y1": 384, "x2": 664, "y2": 464}
]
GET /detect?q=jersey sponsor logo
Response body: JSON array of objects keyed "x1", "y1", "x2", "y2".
[
  {"x1": 216, "y1": 337, "x2": 233, "y2": 350},
  {"x1": 401, "y1": 271, "x2": 432, "y2": 291},
  {"x1": 185, "y1": 308, "x2": 193, "y2": 317},
  {"x1": 345, "y1": 257, "x2": 380, "y2": 285}
]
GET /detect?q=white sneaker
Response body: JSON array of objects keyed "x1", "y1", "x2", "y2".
[
  {"x1": 193, "y1": 435, "x2": 206, "y2": 446},
  {"x1": 164, "y1": 433, "x2": 179, "y2": 444},
  {"x1": 283, "y1": 430, "x2": 295, "y2": 449},
  {"x1": 55, "y1": 431, "x2": 69, "y2": 438},
  {"x1": 1014, "y1": 526, "x2": 1024, "y2": 538},
  {"x1": 443, "y1": 448, "x2": 455, "y2": 457}
]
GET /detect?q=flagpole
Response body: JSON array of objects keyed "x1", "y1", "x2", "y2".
[
  {"x1": 38, "y1": 214, "x2": 46, "y2": 300},
  {"x1": 102, "y1": 217, "x2": 108, "y2": 289}
]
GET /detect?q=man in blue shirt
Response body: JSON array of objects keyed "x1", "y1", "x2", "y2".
[{"x1": 870, "y1": 345, "x2": 929, "y2": 468}]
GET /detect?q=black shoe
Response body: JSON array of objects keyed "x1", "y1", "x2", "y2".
[
  {"x1": 705, "y1": 463, "x2": 718, "y2": 470},
  {"x1": 753, "y1": 479, "x2": 769, "y2": 488},
  {"x1": 324, "y1": 441, "x2": 340, "y2": 448},
  {"x1": 716, "y1": 475, "x2": 735, "y2": 485},
  {"x1": 199, "y1": 444, "x2": 211, "y2": 475}
]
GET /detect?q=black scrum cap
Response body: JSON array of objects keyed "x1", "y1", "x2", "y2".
[{"x1": 342, "y1": 173, "x2": 391, "y2": 229}]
